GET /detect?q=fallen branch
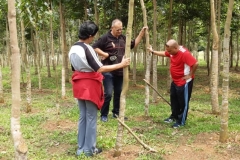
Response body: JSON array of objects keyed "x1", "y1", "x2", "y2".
[
  {"x1": 143, "y1": 79, "x2": 171, "y2": 106},
  {"x1": 116, "y1": 116, "x2": 158, "y2": 153}
]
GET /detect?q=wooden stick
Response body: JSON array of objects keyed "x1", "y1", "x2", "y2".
[
  {"x1": 116, "y1": 116, "x2": 158, "y2": 153},
  {"x1": 143, "y1": 79, "x2": 171, "y2": 106}
]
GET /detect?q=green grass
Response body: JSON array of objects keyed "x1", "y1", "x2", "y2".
[{"x1": 0, "y1": 64, "x2": 240, "y2": 159}]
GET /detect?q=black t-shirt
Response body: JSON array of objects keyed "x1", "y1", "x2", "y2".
[{"x1": 92, "y1": 31, "x2": 135, "y2": 75}]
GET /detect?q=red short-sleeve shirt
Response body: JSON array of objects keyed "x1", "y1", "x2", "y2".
[{"x1": 165, "y1": 46, "x2": 197, "y2": 86}]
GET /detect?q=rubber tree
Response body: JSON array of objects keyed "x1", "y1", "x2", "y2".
[
  {"x1": 210, "y1": 0, "x2": 220, "y2": 114},
  {"x1": 114, "y1": 0, "x2": 134, "y2": 157},
  {"x1": 152, "y1": 0, "x2": 158, "y2": 103},
  {"x1": 220, "y1": 0, "x2": 234, "y2": 143},
  {"x1": 140, "y1": 0, "x2": 151, "y2": 116},
  {"x1": 8, "y1": 0, "x2": 28, "y2": 159}
]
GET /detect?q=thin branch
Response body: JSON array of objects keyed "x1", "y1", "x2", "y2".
[
  {"x1": 143, "y1": 79, "x2": 171, "y2": 106},
  {"x1": 116, "y1": 116, "x2": 158, "y2": 153}
]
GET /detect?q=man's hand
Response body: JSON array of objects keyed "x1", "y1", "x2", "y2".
[
  {"x1": 100, "y1": 52, "x2": 109, "y2": 60},
  {"x1": 147, "y1": 45, "x2": 154, "y2": 53},
  {"x1": 182, "y1": 74, "x2": 192, "y2": 80}
]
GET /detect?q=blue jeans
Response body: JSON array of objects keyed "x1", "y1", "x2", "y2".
[{"x1": 101, "y1": 72, "x2": 123, "y2": 117}]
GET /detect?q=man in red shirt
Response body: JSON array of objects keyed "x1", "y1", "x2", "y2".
[{"x1": 148, "y1": 39, "x2": 198, "y2": 128}]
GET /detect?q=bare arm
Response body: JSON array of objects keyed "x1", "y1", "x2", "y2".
[
  {"x1": 151, "y1": 50, "x2": 166, "y2": 57},
  {"x1": 97, "y1": 57, "x2": 130, "y2": 73},
  {"x1": 94, "y1": 48, "x2": 109, "y2": 59},
  {"x1": 147, "y1": 45, "x2": 166, "y2": 57}
]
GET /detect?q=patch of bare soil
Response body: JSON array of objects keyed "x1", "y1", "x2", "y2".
[
  {"x1": 100, "y1": 132, "x2": 240, "y2": 160},
  {"x1": 101, "y1": 145, "x2": 143, "y2": 160},
  {"x1": 42, "y1": 120, "x2": 240, "y2": 160},
  {"x1": 47, "y1": 143, "x2": 72, "y2": 155},
  {"x1": 42, "y1": 120, "x2": 77, "y2": 131},
  {"x1": 162, "y1": 132, "x2": 240, "y2": 160}
]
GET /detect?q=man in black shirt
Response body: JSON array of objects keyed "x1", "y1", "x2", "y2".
[{"x1": 92, "y1": 19, "x2": 147, "y2": 122}]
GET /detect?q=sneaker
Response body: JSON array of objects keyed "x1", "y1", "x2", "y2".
[
  {"x1": 101, "y1": 116, "x2": 108, "y2": 122},
  {"x1": 164, "y1": 118, "x2": 175, "y2": 123},
  {"x1": 76, "y1": 149, "x2": 83, "y2": 156},
  {"x1": 113, "y1": 114, "x2": 128, "y2": 120},
  {"x1": 93, "y1": 148, "x2": 102, "y2": 155},
  {"x1": 172, "y1": 122, "x2": 183, "y2": 129},
  {"x1": 84, "y1": 148, "x2": 102, "y2": 157}
]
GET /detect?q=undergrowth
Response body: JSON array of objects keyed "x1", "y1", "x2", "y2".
[{"x1": 0, "y1": 63, "x2": 240, "y2": 159}]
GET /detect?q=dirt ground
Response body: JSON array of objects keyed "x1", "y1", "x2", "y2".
[{"x1": 43, "y1": 120, "x2": 240, "y2": 160}]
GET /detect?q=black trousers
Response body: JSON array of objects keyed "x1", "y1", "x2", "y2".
[{"x1": 169, "y1": 79, "x2": 194, "y2": 125}]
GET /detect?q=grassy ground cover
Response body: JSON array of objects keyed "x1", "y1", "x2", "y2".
[{"x1": 0, "y1": 62, "x2": 240, "y2": 160}]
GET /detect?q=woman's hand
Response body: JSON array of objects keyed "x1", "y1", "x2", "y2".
[{"x1": 120, "y1": 57, "x2": 130, "y2": 67}]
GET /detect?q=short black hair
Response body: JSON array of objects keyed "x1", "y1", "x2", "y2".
[{"x1": 78, "y1": 21, "x2": 99, "y2": 40}]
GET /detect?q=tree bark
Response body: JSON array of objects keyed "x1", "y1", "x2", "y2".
[
  {"x1": 49, "y1": 2, "x2": 56, "y2": 71},
  {"x1": 217, "y1": 0, "x2": 222, "y2": 79},
  {"x1": 33, "y1": 31, "x2": 42, "y2": 91},
  {"x1": 43, "y1": 24, "x2": 51, "y2": 77},
  {"x1": 114, "y1": 0, "x2": 134, "y2": 157},
  {"x1": 140, "y1": 0, "x2": 151, "y2": 116},
  {"x1": 0, "y1": 64, "x2": 4, "y2": 103},
  {"x1": 20, "y1": 20, "x2": 27, "y2": 72},
  {"x1": 8, "y1": 0, "x2": 28, "y2": 159},
  {"x1": 220, "y1": 0, "x2": 234, "y2": 143},
  {"x1": 210, "y1": 0, "x2": 220, "y2": 114},
  {"x1": 94, "y1": 0, "x2": 99, "y2": 39},
  {"x1": 152, "y1": 0, "x2": 158, "y2": 103},
  {"x1": 132, "y1": 10, "x2": 138, "y2": 85},
  {"x1": 6, "y1": 15, "x2": 11, "y2": 67},
  {"x1": 235, "y1": 31, "x2": 239, "y2": 70},
  {"x1": 206, "y1": 23, "x2": 211, "y2": 76},
  {"x1": 166, "y1": 0, "x2": 173, "y2": 92},
  {"x1": 59, "y1": 1, "x2": 66, "y2": 98}
]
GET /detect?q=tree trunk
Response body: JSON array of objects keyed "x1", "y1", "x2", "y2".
[
  {"x1": 50, "y1": 2, "x2": 56, "y2": 71},
  {"x1": 20, "y1": 20, "x2": 27, "y2": 72},
  {"x1": 59, "y1": 1, "x2": 66, "y2": 98},
  {"x1": 94, "y1": 0, "x2": 99, "y2": 39},
  {"x1": 220, "y1": 0, "x2": 234, "y2": 143},
  {"x1": 0, "y1": 65, "x2": 4, "y2": 103},
  {"x1": 229, "y1": 32, "x2": 233, "y2": 68},
  {"x1": 115, "y1": 0, "x2": 119, "y2": 18},
  {"x1": 26, "y1": 64, "x2": 32, "y2": 113},
  {"x1": 152, "y1": 0, "x2": 158, "y2": 103},
  {"x1": 45, "y1": 34, "x2": 51, "y2": 77},
  {"x1": 206, "y1": 23, "x2": 211, "y2": 76},
  {"x1": 84, "y1": 1, "x2": 88, "y2": 20},
  {"x1": 178, "y1": 19, "x2": 183, "y2": 44},
  {"x1": 235, "y1": 31, "x2": 239, "y2": 70},
  {"x1": 8, "y1": 0, "x2": 28, "y2": 159},
  {"x1": 114, "y1": 0, "x2": 134, "y2": 157},
  {"x1": 210, "y1": 0, "x2": 220, "y2": 114},
  {"x1": 32, "y1": 29, "x2": 38, "y2": 75},
  {"x1": 33, "y1": 31, "x2": 42, "y2": 91},
  {"x1": 132, "y1": 10, "x2": 137, "y2": 85},
  {"x1": 6, "y1": 15, "x2": 11, "y2": 67},
  {"x1": 140, "y1": 0, "x2": 151, "y2": 116},
  {"x1": 217, "y1": 0, "x2": 222, "y2": 80},
  {"x1": 166, "y1": 0, "x2": 173, "y2": 92}
]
